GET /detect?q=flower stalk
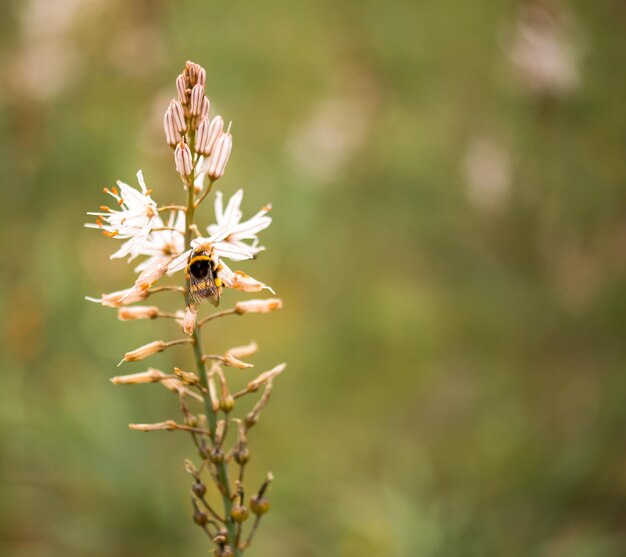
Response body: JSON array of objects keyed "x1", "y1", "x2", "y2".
[{"x1": 87, "y1": 60, "x2": 284, "y2": 556}]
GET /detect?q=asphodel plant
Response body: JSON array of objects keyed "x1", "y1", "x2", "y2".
[{"x1": 86, "y1": 60, "x2": 285, "y2": 556}]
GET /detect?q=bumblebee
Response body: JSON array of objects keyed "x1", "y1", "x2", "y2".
[{"x1": 185, "y1": 247, "x2": 223, "y2": 307}]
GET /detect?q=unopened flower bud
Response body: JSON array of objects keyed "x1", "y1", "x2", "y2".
[
  {"x1": 167, "y1": 101, "x2": 184, "y2": 133},
  {"x1": 196, "y1": 66, "x2": 206, "y2": 88},
  {"x1": 230, "y1": 505, "x2": 249, "y2": 523},
  {"x1": 121, "y1": 340, "x2": 166, "y2": 363},
  {"x1": 163, "y1": 108, "x2": 182, "y2": 146},
  {"x1": 182, "y1": 306, "x2": 197, "y2": 335},
  {"x1": 117, "y1": 305, "x2": 159, "y2": 321},
  {"x1": 176, "y1": 74, "x2": 189, "y2": 105},
  {"x1": 174, "y1": 142, "x2": 193, "y2": 176},
  {"x1": 186, "y1": 60, "x2": 201, "y2": 85},
  {"x1": 206, "y1": 132, "x2": 232, "y2": 180},
  {"x1": 199, "y1": 96, "x2": 210, "y2": 120},
  {"x1": 235, "y1": 298, "x2": 283, "y2": 315},
  {"x1": 191, "y1": 480, "x2": 206, "y2": 497},
  {"x1": 190, "y1": 84, "x2": 205, "y2": 117},
  {"x1": 196, "y1": 115, "x2": 223, "y2": 156},
  {"x1": 195, "y1": 118, "x2": 209, "y2": 156}
]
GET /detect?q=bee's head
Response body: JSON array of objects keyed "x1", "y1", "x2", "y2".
[{"x1": 187, "y1": 249, "x2": 214, "y2": 280}]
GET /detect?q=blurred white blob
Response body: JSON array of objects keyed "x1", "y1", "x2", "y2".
[
  {"x1": 287, "y1": 65, "x2": 379, "y2": 187},
  {"x1": 507, "y1": 4, "x2": 581, "y2": 97},
  {"x1": 463, "y1": 136, "x2": 511, "y2": 213},
  {"x1": 6, "y1": 0, "x2": 104, "y2": 102},
  {"x1": 9, "y1": 42, "x2": 80, "y2": 101},
  {"x1": 287, "y1": 97, "x2": 369, "y2": 185}
]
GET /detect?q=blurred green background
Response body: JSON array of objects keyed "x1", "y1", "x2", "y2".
[{"x1": 2, "y1": 0, "x2": 626, "y2": 555}]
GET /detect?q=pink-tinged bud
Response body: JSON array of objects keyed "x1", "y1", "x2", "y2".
[
  {"x1": 186, "y1": 60, "x2": 199, "y2": 83},
  {"x1": 195, "y1": 117, "x2": 209, "y2": 155},
  {"x1": 235, "y1": 298, "x2": 283, "y2": 315},
  {"x1": 206, "y1": 132, "x2": 232, "y2": 180},
  {"x1": 163, "y1": 108, "x2": 182, "y2": 146},
  {"x1": 196, "y1": 115, "x2": 223, "y2": 156},
  {"x1": 121, "y1": 340, "x2": 167, "y2": 363},
  {"x1": 189, "y1": 84, "x2": 205, "y2": 117},
  {"x1": 169, "y1": 99, "x2": 187, "y2": 133},
  {"x1": 176, "y1": 74, "x2": 189, "y2": 105},
  {"x1": 182, "y1": 306, "x2": 197, "y2": 335},
  {"x1": 85, "y1": 288, "x2": 149, "y2": 308},
  {"x1": 174, "y1": 142, "x2": 193, "y2": 176},
  {"x1": 199, "y1": 96, "x2": 210, "y2": 121},
  {"x1": 117, "y1": 306, "x2": 160, "y2": 321},
  {"x1": 196, "y1": 66, "x2": 206, "y2": 88}
]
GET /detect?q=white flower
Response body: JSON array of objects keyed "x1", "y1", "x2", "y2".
[
  {"x1": 133, "y1": 210, "x2": 186, "y2": 273},
  {"x1": 86, "y1": 170, "x2": 158, "y2": 260},
  {"x1": 207, "y1": 189, "x2": 271, "y2": 255}
]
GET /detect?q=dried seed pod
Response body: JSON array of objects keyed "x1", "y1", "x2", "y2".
[
  {"x1": 230, "y1": 504, "x2": 250, "y2": 523},
  {"x1": 210, "y1": 448, "x2": 224, "y2": 464},
  {"x1": 192, "y1": 480, "x2": 206, "y2": 497},
  {"x1": 250, "y1": 495, "x2": 270, "y2": 515},
  {"x1": 219, "y1": 394, "x2": 235, "y2": 413},
  {"x1": 214, "y1": 546, "x2": 233, "y2": 557},
  {"x1": 234, "y1": 447, "x2": 250, "y2": 465},
  {"x1": 193, "y1": 509, "x2": 208, "y2": 526}
]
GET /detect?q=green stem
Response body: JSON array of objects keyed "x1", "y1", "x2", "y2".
[{"x1": 184, "y1": 175, "x2": 241, "y2": 555}]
